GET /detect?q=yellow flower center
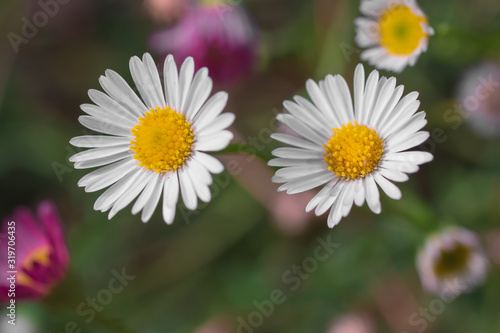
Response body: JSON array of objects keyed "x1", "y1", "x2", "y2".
[
  {"x1": 434, "y1": 243, "x2": 471, "y2": 278},
  {"x1": 130, "y1": 106, "x2": 195, "y2": 173},
  {"x1": 379, "y1": 5, "x2": 428, "y2": 56},
  {"x1": 324, "y1": 121, "x2": 384, "y2": 180},
  {"x1": 17, "y1": 245, "x2": 51, "y2": 287}
]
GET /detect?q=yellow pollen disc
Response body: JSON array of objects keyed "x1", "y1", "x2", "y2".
[
  {"x1": 130, "y1": 106, "x2": 195, "y2": 173},
  {"x1": 379, "y1": 5, "x2": 428, "y2": 56},
  {"x1": 324, "y1": 121, "x2": 384, "y2": 180}
]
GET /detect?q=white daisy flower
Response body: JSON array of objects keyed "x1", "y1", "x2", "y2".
[
  {"x1": 355, "y1": 0, "x2": 434, "y2": 73},
  {"x1": 69, "y1": 53, "x2": 234, "y2": 224},
  {"x1": 269, "y1": 64, "x2": 433, "y2": 228},
  {"x1": 417, "y1": 227, "x2": 489, "y2": 296}
]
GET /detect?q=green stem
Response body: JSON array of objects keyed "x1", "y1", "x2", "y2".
[{"x1": 217, "y1": 142, "x2": 274, "y2": 163}]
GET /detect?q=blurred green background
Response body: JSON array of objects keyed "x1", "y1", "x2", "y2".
[{"x1": 1, "y1": 0, "x2": 500, "y2": 332}]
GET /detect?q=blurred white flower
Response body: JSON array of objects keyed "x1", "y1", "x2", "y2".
[
  {"x1": 355, "y1": 0, "x2": 434, "y2": 73},
  {"x1": 456, "y1": 61, "x2": 500, "y2": 136},
  {"x1": 417, "y1": 227, "x2": 489, "y2": 296}
]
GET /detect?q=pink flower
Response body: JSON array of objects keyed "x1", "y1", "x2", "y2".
[
  {"x1": 149, "y1": 3, "x2": 259, "y2": 84},
  {"x1": 456, "y1": 61, "x2": 500, "y2": 136},
  {"x1": 0, "y1": 201, "x2": 69, "y2": 302}
]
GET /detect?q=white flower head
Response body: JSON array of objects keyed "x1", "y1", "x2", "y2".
[
  {"x1": 355, "y1": 0, "x2": 434, "y2": 73},
  {"x1": 269, "y1": 64, "x2": 433, "y2": 228},
  {"x1": 417, "y1": 227, "x2": 489, "y2": 296},
  {"x1": 70, "y1": 53, "x2": 234, "y2": 224}
]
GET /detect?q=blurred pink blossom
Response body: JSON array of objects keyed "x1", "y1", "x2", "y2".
[
  {"x1": 456, "y1": 61, "x2": 500, "y2": 136},
  {"x1": 326, "y1": 314, "x2": 375, "y2": 333},
  {"x1": 0, "y1": 201, "x2": 69, "y2": 302},
  {"x1": 149, "y1": 3, "x2": 259, "y2": 84}
]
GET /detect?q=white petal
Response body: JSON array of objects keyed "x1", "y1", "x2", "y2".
[
  {"x1": 196, "y1": 113, "x2": 235, "y2": 136},
  {"x1": 70, "y1": 135, "x2": 130, "y2": 148},
  {"x1": 74, "y1": 150, "x2": 131, "y2": 170},
  {"x1": 354, "y1": 17, "x2": 379, "y2": 47},
  {"x1": 99, "y1": 69, "x2": 147, "y2": 118},
  {"x1": 354, "y1": 179, "x2": 365, "y2": 207},
  {"x1": 132, "y1": 172, "x2": 161, "y2": 215},
  {"x1": 108, "y1": 171, "x2": 150, "y2": 219},
  {"x1": 143, "y1": 53, "x2": 166, "y2": 107},
  {"x1": 196, "y1": 130, "x2": 233, "y2": 152},
  {"x1": 372, "y1": 85, "x2": 405, "y2": 129},
  {"x1": 374, "y1": 173, "x2": 402, "y2": 200},
  {"x1": 187, "y1": 167, "x2": 211, "y2": 203},
  {"x1": 184, "y1": 68, "x2": 212, "y2": 120},
  {"x1": 327, "y1": 187, "x2": 348, "y2": 228},
  {"x1": 129, "y1": 55, "x2": 164, "y2": 109},
  {"x1": 189, "y1": 158, "x2": 213, "y2": 185},
  {"x1": 192, "y1": 92, "x2": 228, "y2": 129},
  {"x1": 306, "y1": 79, "x2": 340, "y2": 127},
  {"x1": 270, "y1": 133, "x2": 322, "y2": 151},
  {"x1": 381, "y1": 160, "x2": 419, "y2": 174},
  {"x1": 274, "y1": 164, "x2": 328, "y2": 181},
  {"x1": 305, "y1": 179, "x2": 339, "y2": 213},
  {"x1": 78, "y1": 158, "x2": 137, "y2": 192},
  {"x1": 324, "y1": 74, "x2": 354, "y2": 124},
  {"x1": 268, "y1": 158, "x2": 313, "y2": 167},
  {"x1": 387, "y1": 131, "x2": 429, "y2": 153},
  {"x1": 94, "y1": 169, "x2": 141, "y2": 212},
  {"x1": 277, "y1": 114, "x2": 327, "y2": 145},
  {"x1": 341, "y1": 184, "x2": 355, "y2": 217},
  {"x1": 69, "y1": 144, "x2": 130, "y2": 163},
  {"x1": 292, "y1": 95, "x2": 331, "y2": 136},
  {"x1": 364, "y1": 174, "x2": 381, "y2": 214},
  {"x1": 179, "y1": 169, "x2": 198, "y2": 210},
  {"x1": 271, "y1": 147, "x2": 323, "y2": 160},
  {"x1": 384, "y1": 151, "x2": 433, "y2": 165},
  {"x1": 141, "y1": 175, "x2": 164, "y2": 223},
  {"x1": 164, "y1": 55, "x2": 180, "y2": 110},
  {"x1": 283, "y1": 100, "x2": 330, "y2": 139},
  {"x1": 277, "y1": 171, "x2": 332, "y2": 194},
  {"x1": 178, "y1": 57, "x2": 195, "y2": 111},
  {"x1": 378, "y1": 167, "x2": 409, "y2": 183},
  {"x1": 386, "y1": 111, "x2": 427, "y2": 143},
  {"x1": 162, "y1": 173, "x2": 180, "y2": 224},
  {"x1": 85, "y1": 91, "x2": 137, "y2": 124},
  {"x1": 315, "y1": 181, "x2": 344, "y2": 216},
  {"x1": 353, "y1": 64, "x2": 365, "y2": 119},
  {"x1": 193, "y1": 152, "x2": 225, "y2": 174},
  {"x1": 78, "y1": 115, "x2": 132, "y2": 137},
  {"x1": 367, "y1": 77, "x2": 396, "y2": 126},
  {"x1": 360, "y1": 68, "x2": 379, "y2": 124}
]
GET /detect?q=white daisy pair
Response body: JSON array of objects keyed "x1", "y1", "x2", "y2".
[
  {"x1": 70, "y1": 53, "x2": 234, "y2": 224},
  {"x1": 70, "y1": 54, "x2": 432, "y2": 228},
  {"x1": 355, "y1": 0, "x2": 434, "y2": 73}
]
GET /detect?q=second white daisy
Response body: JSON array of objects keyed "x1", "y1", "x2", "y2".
[
  {"x1": 269, "y1": 64, "x2": 433, "y2": 228},
  {"x1": 355, "y1": 0, "x2": 434, "y2": 73},
  {"x1": 70, "y1": 53, "x2": 234, "y2": 224}
]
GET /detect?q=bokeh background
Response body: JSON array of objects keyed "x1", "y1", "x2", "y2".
[{"x1": 1, "y1": 0, "x2": 500, "y2": 332}]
